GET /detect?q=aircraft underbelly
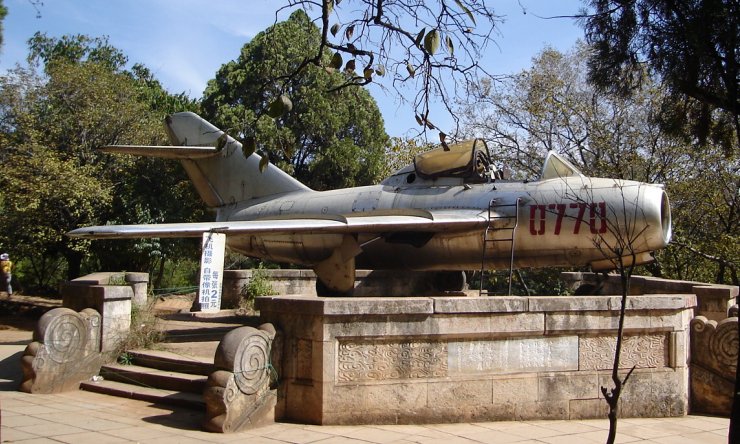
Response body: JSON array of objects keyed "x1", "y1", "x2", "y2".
[
  {"x1": 225, "y1": 230, "x2": 618, "y2": 271},
  {"x1": 225, "y1": 233, "x2": 344, "y2": 265},
  {"x1": 356, "y1": 232, "x2": 615, "y2": 271}
]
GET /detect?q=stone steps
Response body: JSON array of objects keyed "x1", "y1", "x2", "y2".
[
  {"x1": 80, "y1": 379, "x2": 205, "y2": 409},
  {"x1": 162, "y1": 325, "x2": 236, "y2": 343},
  {"x1": 125, "y1": 349, "x2": 214, "y2": 375},
  {"x1": 80, "y1": 348, "x2": 213, "y2": 409},
  {"x1": 99, "y1": 362, "x2": 208, "y2": 393},
  {"x1": 78, "y1": 312, "x2": 250, "y2": 410}
]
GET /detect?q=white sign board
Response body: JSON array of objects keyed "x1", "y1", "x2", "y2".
[{"x1": 198, "y1": 232, "x2": 226, "y2": 312}]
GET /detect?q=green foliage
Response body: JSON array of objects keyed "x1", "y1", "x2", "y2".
[
  {"x1": 117, "y1": 352, "x2": 133, "y2": 365},
  {"x1": 28, "y1": 32, "x2": 128, "y2": 72},
  {"x1": 583, "y1": 0, "x2": 739, "y2": 152},
  {"x1": 151, "y1": 257, "x2": 200, "y2": 293},
  {"x1": 472, "y1": 268, "x2": 572, "y2": 296},
  {"x1": 239, "y1": 265, "x2": 277, "y2": 312},
  {"x1": 656, "y1": 148, "x2": 738, "y2": 284},
  {"x1": 0, "y1": 0, "x2": 7, "y2": 51},
  {"x1": 10, "y1": 256, "x2": 67, "y2": 296},
  {"x1": 380, "y1": 137, "x2": 435, "y2": 178},
  {"x1": 0, "y1": 34, "x2": 206, "y2": 288},
  {"x1": 108, "y1": 273, "x2": 126, "y2": 286},
  {"x1": 201, "y1": 9, "x2": 388, "y2": 190}
]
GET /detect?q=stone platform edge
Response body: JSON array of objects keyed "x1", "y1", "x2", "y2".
[{"x1": 255, "y1": 293, "x2": 696, "y2": 425}]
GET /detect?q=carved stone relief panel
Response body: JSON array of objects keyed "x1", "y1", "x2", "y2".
[
  {"x1": 579, "y1": 334, "x2": 668, "y2": 370},
  {"x1": 337, "y1": 340, "x2": 448, "y2": 382}
]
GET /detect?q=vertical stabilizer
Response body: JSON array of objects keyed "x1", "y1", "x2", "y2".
[{"x1": 164, "y1": 112, "x2": 311, "y2": 208}]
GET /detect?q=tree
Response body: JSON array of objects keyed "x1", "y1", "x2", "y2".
[
  {"x1": 378, "y1": 137, "x2": 435, "y2": 179},
  {"x1": 202, "y1": 10, "x2": 388, "y2": 190},
  {"x1": 460, "y1": 44, "x2": 738, "y2": 285},
  {"x1": 661, "y1": 149, "x2": 738, "y2": 285},
  {"x1": 462, "y1": 44, "x2": 688, "y2": 180},
  {"x1": 0, "y1": 0, "x2": 7, "y2": 52},
  {"x1": 28, "y1": 32, "x2": 128, "y2": 73},
  {"x1": 580, "y1": 4, "x2": 740, "y2": 437},
  {"x1": 241, "y1": 1, "x2": 499, "y2": 140},
  {"x1": 581, "y1": 0, "x2": 739, "y2": 151},
  {"x1": 0, "y1": 34, "x2": 203, "y2": 289}
]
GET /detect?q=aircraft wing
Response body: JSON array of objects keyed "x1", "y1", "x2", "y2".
[{"x1": 67, "y1": 210, "x2": 488, "y2": 239}]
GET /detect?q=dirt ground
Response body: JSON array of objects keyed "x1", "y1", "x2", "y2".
[
  {"x1": 0, "y1": 292, "x2": 197, "y2": 333},
  {"x1": 0, "y1": 293, "x2": 60, "y2": 332}
]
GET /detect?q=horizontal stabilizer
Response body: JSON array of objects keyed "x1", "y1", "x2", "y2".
[{"x1": 101, "y1": 145, "x2": 219, "y2": 160}]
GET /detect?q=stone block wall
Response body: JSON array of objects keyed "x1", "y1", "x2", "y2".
[
  {"x1": 256, "y1": 294, "x2": 695, "y2": 425},
  {"x1": 562, "y1": 272, "x2": 737, "y2": 321},
  {"x1": 222, "y1": 270, "x2": 316, "y2": 307},
  {"x1": 222, "y1": 269, "x2": 466, "y2": 306}
]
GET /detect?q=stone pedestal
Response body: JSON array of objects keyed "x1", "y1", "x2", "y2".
[
  {"x1": 692, "y1": 285, "x2": 738, "y2": 322},
  {"x1": 61, "y1": 273, "x2": 136, "y2": 352},
  {"x1": 256, "y1": 293, "x2": 696, "y2": 425},
  {"x1": 125, "y1": 272, "x2": 149, "y2": 308},
  {"x1": 561, "y1": 272, "x2": 738, "y2": 322}
]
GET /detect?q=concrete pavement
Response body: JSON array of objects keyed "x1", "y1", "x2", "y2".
[
  {"x1": 0, "y1": 388, "x2": 730, "y2": 443},
  {"x1": 0, "y1": 325, "x2": 731, "y2": 443}
]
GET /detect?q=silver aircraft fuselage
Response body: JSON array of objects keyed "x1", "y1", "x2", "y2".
[{"x1": 219, "y1": 174, "x2": 671, "y2": 273}]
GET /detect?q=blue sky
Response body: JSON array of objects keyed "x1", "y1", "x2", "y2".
[{"x1": 0, "y1": 0, "x2": 586, "y2": 137}]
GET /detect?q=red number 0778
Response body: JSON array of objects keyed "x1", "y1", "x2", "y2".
[{"x1": 529, "y1": 202, "x2": 607, "y2": 236}]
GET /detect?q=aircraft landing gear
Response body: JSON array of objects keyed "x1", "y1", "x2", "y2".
[
  {"x1": 315, "y1": 278, "x2": 354, "y2": 297},
  {"x1": 432, "y1": 271, "x2": 467, "y2": 292},
  {"x1": 314, "y1": 270, "x2": 466, "y2": 296}
]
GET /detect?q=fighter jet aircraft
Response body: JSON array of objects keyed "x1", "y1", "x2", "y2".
[{"x1": 68, "y1": 112, "x2": 672, "y2": 295}]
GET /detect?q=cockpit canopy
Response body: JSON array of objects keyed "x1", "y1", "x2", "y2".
[
  {"x1": 411, "y1": 138, "x2": 583, "y2": 183},
  {"x1": 414, "y1": 139, "x2": 493, "y2": 182},
  {"x1": 539, "y1": 151, "x2": 583, "y2": 180}
]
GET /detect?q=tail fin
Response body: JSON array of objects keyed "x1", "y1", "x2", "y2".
[{"x1": 103, "y1": 112, "x2": 310, "y2": 208}]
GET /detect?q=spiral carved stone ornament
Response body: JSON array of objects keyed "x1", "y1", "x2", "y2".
[
  {"x1": 35, "y1": 308, "x2": 88, "y2": 363},
  {"x1": 21, "y1": 307, "x2": 103, "y2": 393},
  {"x1": 213, "y1": 324, "x2": 276, "y2": 395},
  {"x1": 691, "y1": 315, "x2": 738, "y2": 375},
  {"x1": 233, "y1": 332, "x2": 272, "y2": 395},
  {"x1": 205, "y1": 324, "x2": 279, "y2": 433},
  {"x1": 708, "y1": 318, "x2": 739, "y2": 371},
  {"x1": 690, "y1": 315, "x2": 738, "y2": 416}
]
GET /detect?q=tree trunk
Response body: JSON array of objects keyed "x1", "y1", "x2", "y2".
[
  {"x1": 65, "y1": 251, "x2": 83, "y2": 281},
  {"x1": 154, "y1": 256, "x2": 166, "y2": 290}
]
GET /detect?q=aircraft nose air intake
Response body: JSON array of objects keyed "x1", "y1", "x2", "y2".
[
  {"x1": 660, "y1": 190, "x2": 672, "y2": 246},
  {"x1": 644, "y1": 186, "x2": 672, "y2": 250}
]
